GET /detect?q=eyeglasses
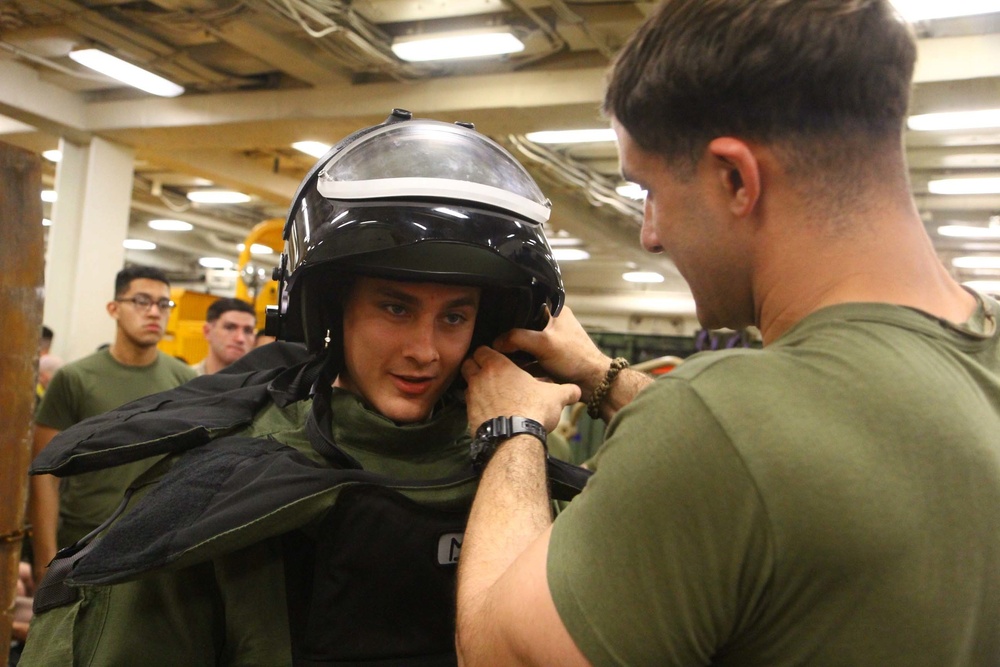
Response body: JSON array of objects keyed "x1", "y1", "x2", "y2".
[{"x1": 117, "y1": 295, "x2": 175, "y2": 312}]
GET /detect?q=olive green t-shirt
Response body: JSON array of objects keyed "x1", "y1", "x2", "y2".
[
  {"x1": 36, "y1": 348, "x2": 196, "y2": 546},
  {"x1": 549, "y1": 298, "x2": 1000, "y2": 666}
]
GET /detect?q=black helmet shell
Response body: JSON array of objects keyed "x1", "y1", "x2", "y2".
[{"x1": 269, "y1": 110, "x2": 564, "y2": 353}]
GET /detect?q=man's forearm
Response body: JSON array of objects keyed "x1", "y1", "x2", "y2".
[
  {"x1": 28, "y1": 473, "x2": 59, "y2": 580},
  {"x1": 593, "y1": 367, "x2": 653, "y2": 422},
  {"x1": 30, "y1": 426, "x2": 60, "y2": 581},
  {"x1": 456, "y1": 435, "x2": 551, "y2": 666}
]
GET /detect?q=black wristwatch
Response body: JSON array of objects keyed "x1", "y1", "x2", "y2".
[{"x1": 470, "y1": 416, "x2": 547, "y2": 473}]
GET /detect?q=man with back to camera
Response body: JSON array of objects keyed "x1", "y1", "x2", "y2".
[
  {"x1": 39, "y1": 325, "x2": 53, "y2": 356},
  {"x1": 29, "y1": 265, "x2": 196, "y2": 583},
  {"x1": 191, "y1": 296, "x2": 257, "y2": 375},
  {"x1": 19, "y1": 110, "x2": 589, "y2": 666},
  {"x1": 455, "y1": 1, "x2": 1000, "y2": 665}
]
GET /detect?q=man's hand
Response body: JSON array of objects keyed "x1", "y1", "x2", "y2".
[
  {"x1": 462, "y1": 346, "x2": 581, "y2": 433},
  {"x1": 12, "y1": 561, "x2": 35, "y2": 641},
  {"x1": 492, "y1": 306, "x2": 610, "y2": 402},
  {"x1": 457, "y1": 345, "x2": 592, "y2": 667}
]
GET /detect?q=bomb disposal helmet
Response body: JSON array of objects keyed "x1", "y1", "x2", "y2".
[{"x1": 267, "y1": 109, "x2": 565, "y2": 354}]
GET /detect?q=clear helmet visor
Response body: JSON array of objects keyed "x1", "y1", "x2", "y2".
[{"x1": 316, "y1": 120, "x2": 551, "y2": 224}]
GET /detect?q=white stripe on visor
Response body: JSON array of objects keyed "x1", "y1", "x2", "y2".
[{"x1": 317, "y1": 176, "x2": 551, "y2": 224}]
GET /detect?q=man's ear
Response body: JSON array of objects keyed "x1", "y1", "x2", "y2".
[
  {"x1": 203, "y1": 321, "x2": 212, "y2": 339},
  {"x1": 707, "y1": 137, "x2": 760, "y2": 218},
  {"x1": 107, "y1": 300, "x2": 119, "y2": 320}
]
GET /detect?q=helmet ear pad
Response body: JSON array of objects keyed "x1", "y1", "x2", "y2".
[
  {"x1": 469, "y1": 285, "x2": 549, "y2": 352},
  {"x1": 298, "y1": 271, "x2": 354, "y2": 368}
]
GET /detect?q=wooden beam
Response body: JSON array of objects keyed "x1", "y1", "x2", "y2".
[{"x1": 0, "y1": 141, "x2": 45, "y2": 664}]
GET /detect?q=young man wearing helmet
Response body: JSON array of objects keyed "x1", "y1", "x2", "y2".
[{"x1": 21, "y1": 110, "x2": 587, "y2": 666}]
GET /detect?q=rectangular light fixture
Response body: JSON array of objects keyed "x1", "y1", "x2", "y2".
[
  {"x1": 908, "y1": 109, "x2": 1000, "y2": 131},
  {"x1": 69, "y1": 49, "x2": 184, "y2": 97},
  {"x1": 616, "y1": 183, "x2": 647, "y2": 200},
  {"x1": 292, "y1": 141, "x2": 332, "y2": 158},
  {"x1": 186, "y1": 190, "x2": 251, "y2": 204},
  {"x1": 963, "y1": 280, "x2": 1000, "y2": 294},
  {"x1": 551, "y1": 248, "x2": 591, "y2": 262},
  {"x1": 525, "y1": 129, "x2": 617, "y2": 144},
  {"x1": 623, "y1": 271, "x2": 665, "y2": 284},
  {"x1": 890, "y1": 0, "x2": 1000, "y2": 21},
  {"x1": 953, "y1": 256, "x2": 1000, "y2": 270},
  {"x1": 148, "y1": 219, "x2": 194, "y2": 231},
  {"x1": 928, "y1": 177, "x2": 1000, "y2": 195},
  {"x1": 392, "y1": 29, "x2": 524, "y2": 62},
  {"x1": 937, "y1": 224, "x2": 1000, "y2": 239}
]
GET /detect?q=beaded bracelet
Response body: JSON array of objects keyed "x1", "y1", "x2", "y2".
[{"x1": 587, "y1": 357, "x2": 630, "y2": 419}]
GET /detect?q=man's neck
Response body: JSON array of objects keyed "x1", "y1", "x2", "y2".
[
  {"x1": 109, "y1": 339, "x2": 159, "y2": 366},
  {"x1": 753, "y1": 204, "x2": 976, "y2": 345},
  {"x1": 204, "y1": 354, "x2": 225, "y2": 374}
]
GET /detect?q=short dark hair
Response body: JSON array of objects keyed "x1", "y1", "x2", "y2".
[
  {"x1": 115, "y1": 265, "x2": 170, "y2": 298},
  {"x1": 604, "y1": 0, "x2": 916, "y2": 176},
  {"x1": 41, "y1": 325, "x2": 54, "y2": 344},
  {"x1": 206, "y1": 297, "x2": 256, "y2": 322}
]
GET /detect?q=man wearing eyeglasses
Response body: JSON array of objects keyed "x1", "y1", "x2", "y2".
[{"x1": 28, "y1": 265, "x2": 196, "y2": 583}]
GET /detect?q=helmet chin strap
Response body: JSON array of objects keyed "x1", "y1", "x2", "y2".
[{"x1": 310, "y1": 346, "x2": 344, "y2": 399}]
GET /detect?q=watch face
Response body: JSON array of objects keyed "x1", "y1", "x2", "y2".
[
  {"x1": 470, "y1": 437, "x2": 494, "y2": 471},
  {"x1": 470, "y1": 418, "x2": 501, "y2": 473}
]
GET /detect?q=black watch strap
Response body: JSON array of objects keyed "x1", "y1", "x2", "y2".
[{"x1": 471, "y1": 416, "x2": 547, "y2": 473}]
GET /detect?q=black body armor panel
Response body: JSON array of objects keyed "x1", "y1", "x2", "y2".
[{"x1": 285, "y1": 484, "x2": 467, "y2": 666}]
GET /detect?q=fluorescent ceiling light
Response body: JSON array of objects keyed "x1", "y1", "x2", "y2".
[
  {"x1": 199, "y1": 257, "x2": 234, "y2": 269},
  {"x1": 953, "y1": 256, "x2": 1000, "y2": 269},
  {"x1": 547, "y1": 236, "x2": 584, "y2": 247},
  {"x1": 392, "y1": 30, "x2": 524, "y2": 62},
  {"x1": 250, "y1": 243, "x2": 274, "y2": 255},
  {"x1": 525, "y1": 129, "x2": 617, "y2": 144},
  {"x1": 292, "y1": 141, "x2": 332, "y2": 158},
  {"x1": 551, "y1": 248, "x2": 591, "y2": 261},
  {"x1": 148, "y1": 219, "x2": 193, "y2": 231},
  {"x1": 623, "y1": 271, "x2": 665, "y2": 283},
  {"x1": 928, "y1": 177, "x2": 1000, "y2": 195},
  {"x1": 939, "y1": 154, "x2": 1000, "y2": 168},
  {"x1": 186, "y1": 190, "x2": 251, "y2": 204},
  {"x1": 43, "y1": 150, "x2": 61, "y2": 162},
  {"x1": 68, "y1": 49, "x2": 184, "y2": 97},
  {"x1": 890, "y1": 0, "x2": 1000, "y2": 21},
  {"x1": 41, "y1": 190, "x2": 57, "y2": 202},
  {"x1": 908, "y1": 109, "x2": 1000, "y2": 131},
  {"x1": 616, "y1": 183, "x2": 647, "y2": 200},
  {"x1": 963, "y1": 280, "x2": 1000, "y2": 294},
  {"x1": 937, "y1": 224, "x2": 1000, "y2": 239},
  {"x1": 123, "y1": 239, "x2": 156, "y2": 250}
]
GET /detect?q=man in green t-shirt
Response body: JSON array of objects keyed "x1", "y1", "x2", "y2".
[
  {"x1": 30, "y1": 265, "x2": 196, "y2": 581},
  {"x1": 189, "y1": 297, "x2": 257, "y2": 375},
  {"x1": 455, "y1": 2, "x2": 1000, "y2": 665}
]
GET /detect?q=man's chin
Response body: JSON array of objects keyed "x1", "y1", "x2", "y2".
[{"x1": 379, "y1": 395, "x2": 440, "y2": 425}]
